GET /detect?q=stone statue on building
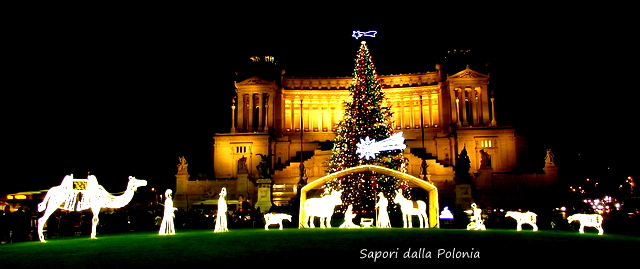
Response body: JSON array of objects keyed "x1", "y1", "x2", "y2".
[
  {"x1": 545, "y1": 149, "x2": 555, "y2": 165},
  {"x1": 177, "y1": 156, "x2": 188, "y2": 173},
  {"x1": 479, "y1": 149, "x2": 491, "y2": 168},
  {"x1": 237, "y1": 155, "x2": 248, "y2": 174},
  {"x1": 256, "y1": 153, "x2": 273, "y2": 178}
]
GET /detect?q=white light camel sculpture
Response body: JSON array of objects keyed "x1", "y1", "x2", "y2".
[
  {"x1": 37, "y1": 174, "x2": 147, "y2": 242},
  {"x1": 393, "y1": 189, "x2": 428, "y2": 228},
  {"x1": 302, "y1": 189, "x2": 343, "y2": 228}
]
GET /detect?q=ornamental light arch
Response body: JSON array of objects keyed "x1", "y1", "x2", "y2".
[{"x1": 299, "y1": 165, "x2": 439, "y2": 229}]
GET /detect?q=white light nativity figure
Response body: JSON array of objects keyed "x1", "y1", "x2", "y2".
[
  {"x1": 37, "y1": 174, "x2": 147, "y2": 242},
  {"x1": 393, "y1": 189, "x2": 428, "y2": 228},
  {"x1": 339, "y1": 205, "x2": 360, "y2": 229},
  {"x1": 505, "y1": 211, "x2": 538, "y2": 232},
  {"x1": 466, "y1": 203, "x2": 486, "y2": 230},
  {"x1": 302, "y1": 189, "x2": 343, "y2": 228},
  {"x1": 214, "y1": 187, "x2": 229, "y2": 233},
  {"x1": 159, "y1": 189, "x2": 176, "y2": 235},
  {"x1": 375, "y1": 193, "x2": 391, "y2": 228},
  {"x1": 264, "y1": 213, "x2": 292, "y2": 230},
  {"x1": 567, "y1": 213, "x2": 604, "y2": 235}
]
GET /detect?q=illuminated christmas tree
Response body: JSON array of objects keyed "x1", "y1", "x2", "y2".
[{"x1": 324, "y1": 41, "x2": 410, "y2": 212}]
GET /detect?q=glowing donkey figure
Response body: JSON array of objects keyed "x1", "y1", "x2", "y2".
[
  {"x1": 302, "y1": 189, "x2": 343, "y2": 228},
  {"x1": 393, "y1": 189, "x2": 428, "y2": 228},
  {"x1": 37, "y1": 174, "x2": 147, "y2": 242}
]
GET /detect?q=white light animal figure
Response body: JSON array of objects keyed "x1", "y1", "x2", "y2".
[
  {"x1": 393, "y1": 189, "x2": 428, "y2": 228},
  {"x1": 356, "y1": 132, "x2": 406, "y2": 160},
  {"x1": 466, "y1": 203, "x2": 486, "y2": 230},
  {"x1": 159, "y1": 189, "x2": 176, "y2": 235},
  {"x1": 375, "y1": 192, "x2": 391, "y2": 228},
  {"x1": 302, "y1": 189, "x2": 343, "y2": 228},
  {"x1": 264, "y1": 213, "x2": 292, "y2": 230},
  {"x1": 37, "y1": 175, "x2": 147, "y2": 242},
  {"x1": 214, "y1": 187, "x2": 229, "y2": 233},
  {"x1": 352, "y1": 30, "x2": 378, "y2": 40},
  {"x1": 339, "y1": 205, "x2": 360, "y2": 228},
  {"x1": 505, "y1": 211, "x2": 538, "y2": 231},
  {"x1": 567, "y1": 213, "x2": 604, "y2": 235}
]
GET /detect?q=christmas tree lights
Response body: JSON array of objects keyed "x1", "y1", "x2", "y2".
[{"x1": 324, "y1": 41, "x2": 410, "y2": 214}]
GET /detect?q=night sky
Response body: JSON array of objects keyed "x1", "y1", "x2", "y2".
[{"x1": 4, "y1": 12, "x2": 638, "y2": 197}]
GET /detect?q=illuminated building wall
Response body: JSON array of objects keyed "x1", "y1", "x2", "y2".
[{"x1": 178, "y1": 57, "x2": 558, "y2": 209}]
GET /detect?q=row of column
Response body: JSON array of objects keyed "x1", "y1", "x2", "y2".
[
  {"x1": 451, "y1": 84, "x2": 496, "y2": 127},
  {"x1": 231, "y1": 93, "x2": 272, "y2": 133},
  {"x1": 391, "y1": 93, "x2": 440, "y2": 129},
  {"x1": 283, "y1": 99, "x2": 343, "y2": 132}
]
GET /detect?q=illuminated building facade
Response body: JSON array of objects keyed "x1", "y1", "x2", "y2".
[{"x1": 175, "y1": 56, "x2": 558, "y2": 211}]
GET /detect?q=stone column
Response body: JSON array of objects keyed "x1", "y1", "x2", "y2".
[
  {"x1": 460, "y1": 88, "x2": 468, "y2": 126},
  {"x1": 231, "y1": 104, "x2": 236, "y2": 133},
  {"x1": 490, "y1": 97, "x2": 497, "y2": 126},
  {"x1": 258, "y1": 93, "x2": 264, "y2": 132},
  {"x1": 470, "y1": 88, "x2": 478, "y2": 126}
]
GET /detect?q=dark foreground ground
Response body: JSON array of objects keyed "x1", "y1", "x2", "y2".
[{"x1": 1, "y1": 228, "x2": 638, "y2": 267}]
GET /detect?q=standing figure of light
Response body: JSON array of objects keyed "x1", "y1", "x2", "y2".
[
  {"x1": 214, "y1": 187, "x2": 228, "y2": 233},
  {"x1": 159, "y1": 189, "x2": 176, "y2": 235},
  {"x1": 375, "y1": 192, "x2": 391, "y2": 228}
]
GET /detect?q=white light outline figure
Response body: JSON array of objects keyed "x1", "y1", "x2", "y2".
[
  {"x1": 505, "y1": 211, "x2": 538, "y2": 231},
  {"x1": 339, "y1": 204, "x2": 360, "y2": 228},
  {"x1": 214, "y1": 187, "x2": 229, "y2": 233},
  {"x1": 356, "y1": 132, "x2": 406, "y2": 160},
  {"x1": 352, "y1": 30, "x2": 378, "y2": 40},
  {"x1": 264, "y1": 213, "x2": 292, "y2": 230},
  {"x1": 375, "y1": 192, "x2": 391, "y2": 228},
  {"x1": 159, "y1": 189, "x2": 176, "y2": 235},
  {"x1": 393, "y1": 189, "x2": 428, "y2": 228},
  {"x1": 37, "y1": 174, "x2": 147, "y2": 242},
  {"x1": 466, "y1": 203, "x2": 486, "y2": 230},
  {"x1": 567, "y1": 213, "x2": 604, "y2": 235},
  {"x1": 302, "y1": 189, "x2": 343, "y2": 228}
]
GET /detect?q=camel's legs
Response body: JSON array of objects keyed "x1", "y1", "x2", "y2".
[
  {"x1": 90, "y1": 207, "x2": 100, "y2": 239},
  {"x1": 38, "y1": 206, "x2": 58, "y2": 243}
]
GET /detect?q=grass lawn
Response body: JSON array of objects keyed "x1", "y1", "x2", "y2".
[{"x1": 1, "y1": 228, "x2": 638, "y2": 267}]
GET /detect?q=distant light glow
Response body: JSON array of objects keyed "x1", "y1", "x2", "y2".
[
  {"x1": 440, "y1": 206, "x2": 454, "y2": 220},
  {"x1": 352, "y1": 30, "x2": 377, "y2": 40}
]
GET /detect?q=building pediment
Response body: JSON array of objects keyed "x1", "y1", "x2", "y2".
[
  {"x1": 236, "y1": 76, "x2": 275, "y2": 86},
  {"x1": 448, "y1": 65, "x2": 488, "y2": 79}
]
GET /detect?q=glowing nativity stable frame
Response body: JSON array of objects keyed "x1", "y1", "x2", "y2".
[
  {"x1": 37, "y1": 174, "x2": 147, "y2": 242},
  {"x1": 264, "y1": 213, "x2": 292, "y2": 230},
  {"x1": 299, "y1": 165, "x2": 439, "y2": 229},
  {"x1": 567, "y1": 213, "x2": 604, "y2": 235},
  {"x1": 159, "y1": 189, "x2": 177, "y2": 235},
  {"x1": 506, "y1": 211, "x2": 538, "y2": 231}
]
